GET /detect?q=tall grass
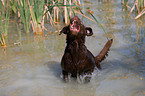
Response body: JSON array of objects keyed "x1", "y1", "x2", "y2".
[
  {"x1": 0, "y1": 0, "x2": 10, "y2": 36},
  {"x1": 17, "y1": 0, "x2": 31, "y2": 33},
  {"x1": 0, "y1": 31, "x2": 4, "y2": 46},
  {"x1": 0, "y1": 0, "x2": 82, "y2": 36},
  {"x1": 0, "y1": 33, "x2": 6, "y2": 47},
  {"x1": 43, "y1": 0, "x2": 80, "y2": 24},
  {"x1": 10, "y1": 0, "x2": 18, "y2": 14},
  {"x1": 28, "y1": 0, "x2": 45, "y2": 34},
  {"x1": 0, "y1": 0, "x2": 10, "y2": 46},
  {"x1": 0, "y1": 0, "x2": 117, "y2": 46},
  {"x1": 56, "y1": 0, "x2": 80, "y2": 24}
]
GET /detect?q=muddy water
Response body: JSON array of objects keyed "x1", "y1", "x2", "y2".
[{"x1": 0, "y1": 1, "x2": 145, "y2": 96}]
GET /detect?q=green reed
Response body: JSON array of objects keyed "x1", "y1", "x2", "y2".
[
  {"x1": 28, "y1": 0, "x2": 45, "y2": 34},
  {"x1": 0, "y1": 0, "x2": 10, "y2": 46},
  {"x1": 0, "y1": 33, "x2": 6, "y2": 46},
  {"x1": 0, "y1": 0, "x2": 10, "y2": 37},
  {"x1": 138, "y1": 0, "x2": 145, "y2": 9},
  {"x1": 17, "y1": 0, "x2": 31, "y2": 33},
  {"x1": 0, "y1": 0, "x2": 107, "y2": 36},
  {"x1": 10, "y1": 0, "x2": 17, "y2": 14}
]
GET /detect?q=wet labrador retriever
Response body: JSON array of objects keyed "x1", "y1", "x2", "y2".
[{"x1": 59, "y1": 16, "x2": 113, "y2": 82}]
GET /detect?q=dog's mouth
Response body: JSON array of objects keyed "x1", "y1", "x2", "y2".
[{"x1": 70, "y1": 20, "x2": 80, "y2": 35}]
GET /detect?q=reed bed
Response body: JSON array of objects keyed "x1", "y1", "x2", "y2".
[
  {"x1": 123, "y1": 0, "x2": 145, "y2": 19},
  {"x1": 0, "y1": 33, "x2": 6, "y2": 47},
  {"x1": 0, "y1": 0, "x2": 144, "y2": 46},
  {"x1": 0, "y1": 0, "x2": 83, "y2": 46},
  {"x1": 28, "y1": 0, "x2": 45, "y2": 34},
  {"x1": 17, "y1": 0, "x2": 31, "y2": 33},
  {"x1": 0, "y1": 0, "x2": 10, "y2": 36},
  {"x1": 0, "y1": 0, "x2": 10, "y2": 46}
]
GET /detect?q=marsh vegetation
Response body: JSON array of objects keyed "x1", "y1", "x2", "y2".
[{"x1": 0, "y1": 0, "x2": 144, "y2": 46}]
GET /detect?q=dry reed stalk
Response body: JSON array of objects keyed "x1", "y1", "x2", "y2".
[
  {"x1": 135, "y1": 8, "x2": 145, "y2": 19},
  {"x1": 2, "y1": 34, "x2": 6, "y2": 46},
  {"x1": 44, "y1": 5, "x2": 53, "y2": 26},
  {"x1": 56, "y1": 7, "x2": 59, "y2": 22},
  {"x1": 0, "y1": 33, "x2": 6, "y2": 47},
  {"x1": 144, "y1": 0, "x2": 145, "y2": 7},
  {"x1": 74, "y1": 0, "x2": 80, "y2": 5},
  {"x1": 48, "y1": 11, "x2": 54, "y2": 26},
  {"x1": 17, "y1": 0, "x2": 23, "y2": 6},
  {"x1": 128, "y1": 0, "x2": 145, "y2": 19},
  {"x1": 121, "y1": 0, "x2": 131, "y2": 9},
  {"x1": 16, "y1": 0, "x2": 20, "y2": 18},
  {"x1": 141, "y1": 0, "x2": 143, "y2": 9},
  {"x1": 1, "y1": 0, "x2": 4, "y2": 5},
  {"x1": 52, "y1": 1, "x2": 59, "y2": 23},
  {"x1": 41, "y1": 6, "x2": 48, "y2": 31},
  {"x1": 75, "y1": 11, "x2": 96, "y2": 23},
  {"x1": 53, "y1": 1, "x2": 56, "y2": 23},
  {"x1": 78, "y1": 0, "x2": 81, "y2": 5},
  {"x1": 41, "y1": 22, "x2": 48, "y2": 31},
  {"x1": 17, "y1": 0, "x2": 22, "y2": 18},
  {"x1": 128, "y1": 0, "x2": 139, "y2": 17},
  {"x1": 69, "y1": 0, "x2": 72, "y2": 18},
  {"x1": 64, "y1": 0, "x2": 68, "y2": 24}
]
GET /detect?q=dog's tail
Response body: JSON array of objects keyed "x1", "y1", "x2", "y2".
[{"x1": 96, "y1": 39, "x2": 113, "y2": 63}]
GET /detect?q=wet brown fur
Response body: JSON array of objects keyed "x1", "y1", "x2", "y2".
[{"x1": 60, "y1": 16, "x2": 113, "y2": 82}]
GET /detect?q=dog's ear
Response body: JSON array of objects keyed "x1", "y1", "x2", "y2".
[
  {"x1": 86, "y1": 27, "x2": 93, "y2": 36},
  {"x1": 59, "y1": 25, "x2": 69, "y2": 35}
]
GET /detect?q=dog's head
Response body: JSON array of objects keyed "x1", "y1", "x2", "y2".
[{"x1": 60, "y1": 16, "x2": 93, "y2": 37}]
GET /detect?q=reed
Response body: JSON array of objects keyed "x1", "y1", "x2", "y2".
[
  {"x1": 53, "y1": 1, "x2": 60, "y2": 23},
  {"x1": 121, "y1": 0, "x2": 128, "y2": 5},
  {"x1": 0, "y1": 0, "x2": 107, "y2": 37},
  {"x1": 43, "y1": 0, "x2": 79, "y2": 25},
  {"x1": 59, "y1": 0, "x2": 79, "y2": 24},
  {"x1": 0, "y1": 0, "x2": 10, "y2": 37},
  {"x1": 0, "y1": 33, "x2": 6, "y2": 47},
  {"x1": 43, "y1": 1, "x2": 62, "y2": 26},
  {"x1": 134, "y1": 0, "x2": 145, "y2": 19},
  {"x1": 28, "y1": 0, "x2": 45, "y2": 34},
  {"x1": 9, "y1": 0, "x2": 17, "y2": 14},
  {"x1": 128, "y1": 0, "x2": 145, "y2": 19},
  {"x1": 17, "y1": 0, "x2": 31, "y2": 33},
  {"x1": 0, "y1": 0, "x2": 10, "y2": 46}
]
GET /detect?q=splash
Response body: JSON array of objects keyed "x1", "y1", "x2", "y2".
[{"x1": 60, "y1": 67, "x2": 100, "y2": 83}]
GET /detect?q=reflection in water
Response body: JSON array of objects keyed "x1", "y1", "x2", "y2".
[
  {"x1": 134, "y1": 20, "x2": 145, "y2": 44},
  {"x1": 0, "y1": 1, "x2": 145, "y2": 96}
]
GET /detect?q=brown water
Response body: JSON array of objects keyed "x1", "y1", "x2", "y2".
[{"x1": 0, "y1": 0, "x2": 145, "y2": 96}]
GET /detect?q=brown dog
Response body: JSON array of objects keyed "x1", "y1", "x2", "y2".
[{"x1": 60, "y1": 16, "x2": 113, "y2": 82}]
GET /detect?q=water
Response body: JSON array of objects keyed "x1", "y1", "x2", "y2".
[{"x1": 0, "y1": 0, "x2": 145, "y2": 96}]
